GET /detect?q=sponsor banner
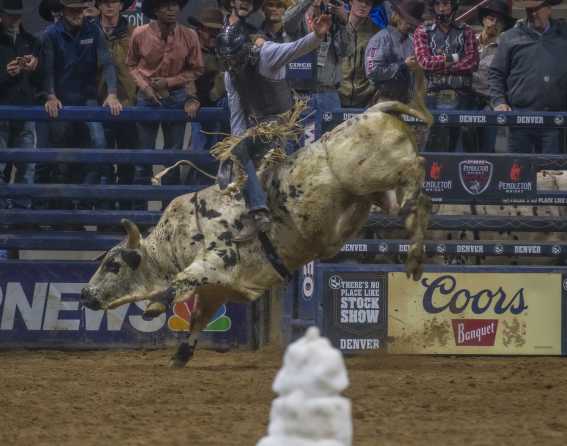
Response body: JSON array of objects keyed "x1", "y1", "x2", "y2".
[
  {"x1": 387, "y1": 272, "x2": 562, "y2": 354},
  {"x1": 122, "y1": 1, "x2": 148, "y2": 27},
  {"x1": 0, "y1": 262, "x2": 249, "y2": 348},
  {"x1": 339, "y1": 240, "x2": 567, "y2": 257},
  {"x1": 423, "y1": 155, "x2": 535, "y2": 202},
  {"x1": 322, "y1": 271, "x2": 387, "y2": 352},
  {"x1": 286, "y1": 52, "x2": 316, "y2": 81},
  {"x1": 319, "y1": 111, "x2": 567, "y2": 135}
]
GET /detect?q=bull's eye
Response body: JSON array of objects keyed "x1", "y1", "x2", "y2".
[{"x1": 105, "y1": 261, "x2": 121, "y2": 274}]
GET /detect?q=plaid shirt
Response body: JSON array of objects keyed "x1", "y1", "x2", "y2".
[{"x1": 414, "y1": 22, "x2": 479, "y2": 75}]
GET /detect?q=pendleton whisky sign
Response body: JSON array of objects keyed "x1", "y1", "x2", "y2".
[{"x1": 387, "y1": 273, "x2": 562, "y2": 355}]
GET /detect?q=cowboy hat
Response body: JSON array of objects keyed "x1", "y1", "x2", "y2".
[
  {"x1": 478, "y1": 0, "x2": 516, "y2": 29},
  {"x1": 187, "y1": 7, "x2": 223, "y2": 29},
  {"x1": 141, "y1": 0, "x2": 188, "y2": 19},
  {"x1": 39, "y1": 0, "x2": 63, "y2": 21},
  {"x1": 221, "y1": 0, "x2": 264, "y2": 13},
  {"x1": 60, "y1": 0, "x2": 93, "y2": 8},
  {"x1": 95, "y1": 0, "x2": 136, "y2": 12},
  {"x1": 391, "y1": 0, "x2": 425, "y2": 26},
  {"x1": 524, "y1": 0, "x2": 562, "y2": 9},
  {"x1": 0, "y1": 0, "x2": 26, "y2": 14}
]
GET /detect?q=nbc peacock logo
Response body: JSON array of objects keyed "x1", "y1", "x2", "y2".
[{"x1": 167, "y1": 297, "x2": 232, "y2": 332}]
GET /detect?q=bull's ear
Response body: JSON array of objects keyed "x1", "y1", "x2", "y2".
[
  {"x1": 121, "y1": 218, "x2": 141, "y2": 249},
  {"x1": 121, "y1": 249, "x2": 142, "y2": 270}
]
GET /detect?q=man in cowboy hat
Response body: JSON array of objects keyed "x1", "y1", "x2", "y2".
[
  {"x1": 365, "y1": 0, "x2": 425, "y2": 104},
  {"x1": 223, "y1": 0, "x2": 265, "y2": 37},
  {"x1": 41, "y1": 0, "x2": 121, "y2": 212},
  {"x1": 338, "y1": 0, "x2": 381, "y2": 107},
  {"x1": 261, "y1": 0, "x2": 291, "y2": 42},
  {"x1": 468, "y1": 0, "x2": 515, "y2": 152},
  {"x1": 127, "y1": 0, "x2": 203, "y2": 201},
  {"x1": 94, "y1": 0, "x2": 138, "y2": 212},
  {"x1": 39, "y1": 0, "x2": 63, "y2": 22},
  {"x1": 187, "y1": 8, "x2": 228, "y2": 154},
  {"x1": 0, "y1": 0, "x2": 40, "y2": 211},
  {"x1": 413, "y1": 0, "x2": 479, "y2": 152},
  {"x1": 489, "y1": 0, "x2": 567, "y2": 154}
]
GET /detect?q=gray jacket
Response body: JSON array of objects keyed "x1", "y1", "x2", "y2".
[
  {"x1": 489, "y1": 18, "x2": 567, "y2": 110},
  {"x1": 283, "y1": 0, "x2": 354, "y2": 90}
]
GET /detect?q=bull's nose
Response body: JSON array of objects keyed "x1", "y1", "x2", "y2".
[{"x1": 80, "y1": 288, "x2": 102, "y2": 311}]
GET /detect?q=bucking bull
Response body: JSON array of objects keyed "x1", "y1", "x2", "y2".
[{"x1": 81, "y1": 100, "x2": 432, "y2": 367}]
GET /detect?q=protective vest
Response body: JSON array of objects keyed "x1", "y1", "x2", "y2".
[{"x1": 231, "y1": 62, "x2": 292, "y2": 124}]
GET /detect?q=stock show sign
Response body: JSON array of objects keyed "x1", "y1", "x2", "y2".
[{"x1": 388, "y1": 272, "x2": 562, "y2": 355}]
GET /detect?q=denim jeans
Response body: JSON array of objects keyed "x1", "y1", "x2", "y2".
[
  {"x1": 0, "y1": 120, "x2": 35, "y2": 209},
  {"x1": 310, "y1": 91, "x2": 341, "y2": 141},
  {"x1": 233, "y1": 137, "x2": 269, "y2": 212},
  {"x1": 508, "y1": 127, "x2": 561, "y2": 154},
  {"x1": 136, "y1": 88, "x2": 187, "y2": 187},
  {"x1": 190, "y1": 96, "x2": 229, "y2": 153},
  {"x1": 424, "y1": 91, "x2": 475, "y2": 153}
]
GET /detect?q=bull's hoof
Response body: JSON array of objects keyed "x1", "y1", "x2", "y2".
[
  {"x1": 143, "y1": 302, "x2": 167, "y2": 318},
  {"x1": 168, "y1": 342, "x2": 195, "y2": 368}
]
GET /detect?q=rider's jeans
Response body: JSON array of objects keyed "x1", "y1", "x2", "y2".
[{"x1": 233, "y1": 137, "x2": 268, "y2": 212}]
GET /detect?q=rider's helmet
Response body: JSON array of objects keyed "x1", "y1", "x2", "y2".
[
  {"x1": 428, "y1": 0, "x2": 460, "y2": 24},
  {"x1": 216, "y1": 24, "x2": 253, "y2": 74}
]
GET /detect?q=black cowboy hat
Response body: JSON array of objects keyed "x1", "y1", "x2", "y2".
[
  {"x1": 0, "y1": 0, "x2": 26, "y2": 14},
  {"x1": 391, "y1": 0, "x2": 425, "y2": 26},
  {"x1": 142, "y1": 0, "x2": 188, "y2": 19},
  {"x1": 524, "y1": 0, "x2": 562, "y2": 10},
  {"x1": 221, "y1": 0, "x2": 264, "y2": 13},
  {"x1": 59, "y1": 0, "x2": 93, "y2": 7},
  {"x1": 478, "y1": 0, "x2": 516, "y2": 29},
  {"x1": 95, "y1": 0, "x2": 136, "y2": 12},
  {"x1": 39, "y1": 0, "x2": 63, "y2": 21}
]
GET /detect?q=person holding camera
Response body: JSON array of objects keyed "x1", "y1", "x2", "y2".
[
  {"x1": 283, "y1": 0, "x2": 354, "y2": 137},
  {"x1": 0, "y1": 0, "x2": 40, "y2": 211}
]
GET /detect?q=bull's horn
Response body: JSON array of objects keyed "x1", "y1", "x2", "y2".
[{"x1": 121, "y1": 218, "x2": 141, "y2": 249}]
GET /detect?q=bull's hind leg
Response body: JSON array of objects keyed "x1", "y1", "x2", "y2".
[{"x1": 399, "y1": 156, "x2": 431, "y2": 280}]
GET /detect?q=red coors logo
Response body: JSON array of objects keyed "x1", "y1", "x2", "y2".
[{"x1": 451, "y1": 319, "x2": 498, "y2": 346}]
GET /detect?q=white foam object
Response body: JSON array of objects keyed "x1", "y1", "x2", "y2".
[{"x1": 257, "y1": 327, "x2": 352, "y2": 446}]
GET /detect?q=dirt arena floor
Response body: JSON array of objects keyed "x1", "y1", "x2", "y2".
[{"x1": 1, "y1": 348, "x2": 566, "y2": 446}]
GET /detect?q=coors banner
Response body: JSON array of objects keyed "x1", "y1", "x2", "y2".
[{"x1": 387, "y1": 272, "x2": 563, "y2": 354}]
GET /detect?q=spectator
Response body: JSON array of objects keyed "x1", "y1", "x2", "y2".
[
  {"x1": 42, "y1": 0, "x2": 122, "y2": 212},
  {"x1": 95, "y1": 0, "x2": 138, "y2": 211},
  {"x1": 468, "y1": 0, "x2": 515, "y2": 153},
  {"x1": 284, "y1": 0, "x2": 354, "y2": 137},
  {"x1": 127, "y1": 0, "x2": 204, "y2": 199},
  {"x1": 365, "y1": 0, "x2": 424, "y2": 104},
  {"x1": 338, "y1": 0, "x2": 380, "y2": 107},
  {"x1": 414, "y1": 0, "x2": 479, "y2": 152},
  {"x1": 187, "y1": 7, "x2": 227, "y2": 153},
  {"x1": 223, "y1": 0, "x2": 264, "y2": 36},
  {"x1": 0, "y1": 0, "x2": 40, "y2": 211},
  {"x1": 39, "y1": 0, "x2": 64, "y2": 23},
  {"x1": 261, "y1": 0, "x2": 289, "y2": 42},
  {"x1": 489, "y1": 0, "x2": 567, "y2": 154}
]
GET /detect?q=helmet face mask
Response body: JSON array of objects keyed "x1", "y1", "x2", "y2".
[{"x1": 216, "y1": 24, "x2": 252, "y2": 73}]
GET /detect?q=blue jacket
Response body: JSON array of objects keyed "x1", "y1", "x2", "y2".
[{"x1": 42, "y1": 19, "x2": 116, "y2": 105}]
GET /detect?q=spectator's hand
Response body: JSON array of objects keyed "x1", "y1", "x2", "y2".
[
  {"x1": 184, "y1": 98, "x2": 200, "y2": 119},
  {"x1": 495, "y1": 103, "x2": 511, "y2": 112},
  {"x1": 142, "y1": 85, "x2": 162, "y2": 104},
  {"x1": 6, "y1": 59, "x2": 22, "y2": 77},
  {"x1": 21, "y1": 55, "x2": 38, "y2": 72},
  {"x1": 150, "y1": 77, "x2": 168, "y2": 91},
  {"x1": 405, "y1": 56, "x2": 419, "y2": 71},
  {"x1": 313, "y1": 14, "x2": 332, "y2": 39},
  {"x1": 45, "y1": 95, "x2": 62, "y2": 118},
  {"x1": 103, "y1": 94, "x2": 123, "y2": 116}
]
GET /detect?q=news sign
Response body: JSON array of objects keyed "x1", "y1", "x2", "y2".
[
  {"x1": 387, "y1": 272, "x2": 562, "y2": 354},
  {"x1": 0, "y1": 262, "x2": 249, "y2": 348},
  {"x1": 322, "y1": 271, "x2": 387, "y2": 352}
]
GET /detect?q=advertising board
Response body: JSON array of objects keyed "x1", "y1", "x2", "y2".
[
  {"x1": 388, "y1": 272, "x2": 563, "y2": 355},
  {"x1": 0, "y1": 262, "x2": 249, "y2": 348}
]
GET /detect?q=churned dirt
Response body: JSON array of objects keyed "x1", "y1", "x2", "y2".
[{"x1": 1, "y1": 348, "x2": 566, "y2": 446}]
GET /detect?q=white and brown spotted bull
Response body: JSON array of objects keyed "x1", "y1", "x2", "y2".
[{"x1": 81, "y1": 100, "x2": 432, "y2": 367}]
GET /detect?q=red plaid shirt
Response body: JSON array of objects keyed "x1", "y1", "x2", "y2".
[{"x1": 414, "y1": 23, "x2": 479, "y2": 74}]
